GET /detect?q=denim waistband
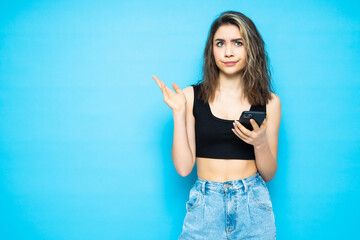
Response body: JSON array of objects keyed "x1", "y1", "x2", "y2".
[{"x1": 194, "y1": 172, "x2": 262, "y2": 194}]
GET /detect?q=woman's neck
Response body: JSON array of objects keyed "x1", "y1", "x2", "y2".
[{"x1": 217, "y1": 71, "x2": 245, "y2": 99}]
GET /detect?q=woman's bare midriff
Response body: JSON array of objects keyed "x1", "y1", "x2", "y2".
[{"x1": 196, "y1": 157, "x2": 258, "y2": 182}]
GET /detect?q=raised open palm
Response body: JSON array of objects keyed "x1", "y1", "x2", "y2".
[{"x1": 152, "y1": 75, "x2": 186, "y2": 112}]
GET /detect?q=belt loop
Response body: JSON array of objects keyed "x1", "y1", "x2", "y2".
[
  {"x1": 241, "y1": 179, "x2": 248, "y2": 193},
  {"x1": 201, "y1": 180, "x2": 206, "y2": 194}
]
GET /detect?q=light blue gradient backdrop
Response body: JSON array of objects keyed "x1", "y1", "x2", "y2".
[{"x1": 1, "y1": 0, "x2": 359, "y2": 239}]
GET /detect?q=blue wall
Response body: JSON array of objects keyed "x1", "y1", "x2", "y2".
[{"x1": 1, "y1": 0, "x2": 359, "y2": 239}]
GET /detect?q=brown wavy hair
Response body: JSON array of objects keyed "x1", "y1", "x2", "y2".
[{"x1": 195, "y1": 11, "x2": 274, "y2": 106}]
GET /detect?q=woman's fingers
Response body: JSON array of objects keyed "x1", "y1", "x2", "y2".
[
  {"x1": 163, "y1": 83, "x2": 172, "y2": 97},
  {"x1": 163, "y1": 82, "x2": 180, "y2": 99},
  {"x1": 234, "y1": 120, "x2": 251, "y2": 137},
  {"x1": 233, "y1": 121, "x2": 250, "y2": 141},
  {"x1": 250, "y1": 119, "x2": 260, "y2": 130},
  {"x1": 152, "y1": 75, "x2": 173, "y2": 99},
  {"x1": 232, "y1": 118, "x2": 269, "y2": 147},
  {"x1": 152, "y1": 75, "x2": 182, "y2": 96},
  {"x1": 152, "y1": 75, "x2": 164, "y2": 94},
  {"x1": 232, "y1": 126, "x2": 250, "y2": 143},
  {"x1": 152, "y1": 75, "x2": 160, "y2": 87},
  {"x1": 153, "y1": 76, "x2": 173, "y2": 101},
  {"x1": 152, "y1": 75, "x2": 186, "y2": 112}
]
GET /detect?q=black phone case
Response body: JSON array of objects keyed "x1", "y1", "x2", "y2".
[{"x1": 239, "y1": 111, "x2": 267, "y2": 130}]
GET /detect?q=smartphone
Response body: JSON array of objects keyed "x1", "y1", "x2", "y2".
[{"x1": 239, "y1": 111, "x2": 267, "y2": 130}]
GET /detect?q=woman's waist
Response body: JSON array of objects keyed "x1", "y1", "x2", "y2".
[{"x1": 196, "y1": 157, "x2": 258, "y2": 182}]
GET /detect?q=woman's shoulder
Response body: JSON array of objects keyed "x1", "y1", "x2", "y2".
[
  {"x1": 182, "y1": 85, "x2": 195, "y2": 96},
  {"x1": 268, "y1": 93, "x2": 281, "y2": 107},
  {"x1": 183, "y1": 83, "x2": 202, "y2": 99},
  {"x1": 182, "y1": 85, "x2": 195, "y2": 106},
  {"x1": 186, "y1": 83, "x2": 200, "y2": 92},
  {"x1": 267, "y1": 93, "x2": 281, "y2": 119}
]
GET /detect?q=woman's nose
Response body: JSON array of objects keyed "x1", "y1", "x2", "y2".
[{"x1": 225, "y1": 46, "x2": 234, "y2": 57}]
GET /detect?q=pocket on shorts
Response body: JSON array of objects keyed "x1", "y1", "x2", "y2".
[
  {"x1": 249, "y1": 178, "x2": 273, "y2": 211},
  {"x1": 185, "y1": 185, "x2": 202, "y2": 212}
]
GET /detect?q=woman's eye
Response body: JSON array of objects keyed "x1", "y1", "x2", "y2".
[
  {"x1": 235, "y1": 41, "x2": 243, "y2": 46},
  {"x1": 216, "y1": 42, "x2": 224, "y2": 47}
]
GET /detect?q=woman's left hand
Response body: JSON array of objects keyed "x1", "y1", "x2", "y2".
[{"x1": 232, "y1": 118, "x2": 268, "y2": 148}]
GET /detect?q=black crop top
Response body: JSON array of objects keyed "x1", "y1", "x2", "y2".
[{"x1": 192, "y1": 84, "x2": 266, "y2": 160}]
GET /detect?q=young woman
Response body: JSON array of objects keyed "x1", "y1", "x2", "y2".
[{"x1": 153, "y1": 11, "x2": 280, "y2": 239}]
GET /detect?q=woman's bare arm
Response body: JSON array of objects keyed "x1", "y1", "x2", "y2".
[
  {"x1": 171, "y1": 86, "x2": 196, "y2": 177},
  {"x1": 232, "y1": 93, "x2": 281, "y2": 182},
  {"x1": 153, "y1": 76, "x2": 195, "y2": 177},
  {"x1": 253, "y1": 93, "x2": 281, "y2": 182}
]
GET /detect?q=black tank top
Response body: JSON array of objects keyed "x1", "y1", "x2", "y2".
[{"x1": 192, "y1": 84, "x2": 266, "y2": 160}]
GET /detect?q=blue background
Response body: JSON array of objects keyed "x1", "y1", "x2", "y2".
[{"x1": 1, "y1": 0, "x2": 359, "y2": 239}]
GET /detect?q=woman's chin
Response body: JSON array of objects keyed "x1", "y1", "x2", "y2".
[{"x1": 219, "y1": 69, "x2": 243, "y2": 76}]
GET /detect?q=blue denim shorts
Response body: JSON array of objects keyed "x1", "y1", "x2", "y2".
[{"x1": 178, "y1": 172, "x2": 276, "y2": 240}]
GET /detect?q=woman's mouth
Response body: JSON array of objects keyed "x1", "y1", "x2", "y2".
[{"x1": 224, "y1": 61, "x2": 238, "y2": 66}]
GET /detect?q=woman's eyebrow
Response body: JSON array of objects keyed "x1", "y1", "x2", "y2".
[{"x1": 214, "y1": 38, "x2": 243, "y2": 42}]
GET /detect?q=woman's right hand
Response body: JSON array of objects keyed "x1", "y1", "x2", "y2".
[{"x1": 152, "y1": 75, "x2": 186, "y2": 113}]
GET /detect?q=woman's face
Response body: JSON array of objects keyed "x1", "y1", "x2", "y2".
[{"x1": 213, "y1": 24, "x2": 247, "y2": 76}]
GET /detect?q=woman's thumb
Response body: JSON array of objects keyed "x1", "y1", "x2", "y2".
[{"x1": 172, "y1": 82, "x2": 183, "y2": 94}]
